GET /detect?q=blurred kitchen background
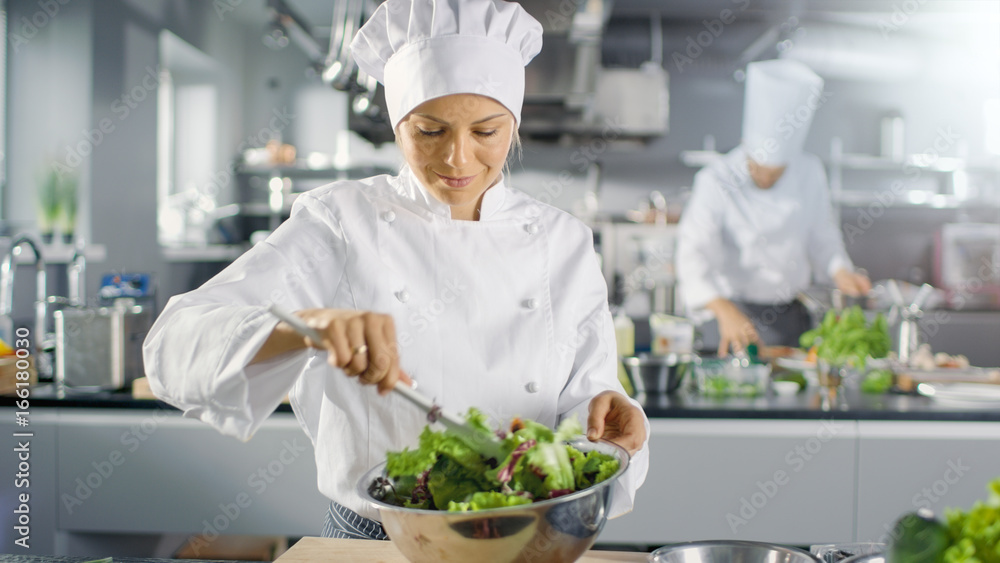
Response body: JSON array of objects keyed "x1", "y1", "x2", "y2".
[{"x1": 1, "y1": 0, "x2": 999, "y2": 364}]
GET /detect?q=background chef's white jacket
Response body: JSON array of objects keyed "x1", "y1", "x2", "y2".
[
  {"x1": 677, "y1": 147, "x2": 854, "y2": 314},
  {"x1": 143, "y1": 166, "x2": 650, "y2": 521}
]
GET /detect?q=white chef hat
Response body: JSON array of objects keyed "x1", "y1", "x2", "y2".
[
  {"x1": 350, "y1": 0, "x2": 543, "y2": 130},
  {"x1": 741, "y1": 59, "x2": 825, "y2": 166}
]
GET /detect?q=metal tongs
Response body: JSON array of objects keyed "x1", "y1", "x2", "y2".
[{"x1": 268, "y1": 306, "x2": 505, "y2": 460}]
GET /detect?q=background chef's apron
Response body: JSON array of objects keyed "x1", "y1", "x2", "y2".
[{"x1": 697, "y1": 299, "x2": 812, "y2": 352}]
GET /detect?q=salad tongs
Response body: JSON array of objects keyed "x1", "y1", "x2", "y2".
[{"x1": 268, "y1": 306, "x2": 505, "y2": 461}]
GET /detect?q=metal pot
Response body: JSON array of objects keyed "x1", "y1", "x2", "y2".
[
  {"x1": 622, "y1": 353, "x2": 692, "y2": 395},
  {"x1": 54, "y1": 301, "x2": 152, "y2": 390},
  {"x1": 650, "y1": 540, "x2": 822, "y2": 563}
]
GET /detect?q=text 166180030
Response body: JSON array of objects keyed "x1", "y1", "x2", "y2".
[{"x1": 12, "y1": 326, "x2": 33, "y2": 548}]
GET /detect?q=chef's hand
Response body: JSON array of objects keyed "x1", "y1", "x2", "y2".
[
  {"x1": 707, "y1": 298, "x2": 759, "y2": 357},
  {"x1": 587, "y1": 391, "x2": 646, "y2": 456},
  {"x1": 833, "y1": 268, "x2": 872, "y2": 297},
  {"x1": 262, "y1": 308, "x2": 411, "y2": 395}
]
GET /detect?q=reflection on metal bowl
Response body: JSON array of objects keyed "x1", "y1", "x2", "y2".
[
  {"x1": 622, "y1": 353, "x2": 693, "y2": 395},
  {"x1": 649, "y1": 540, "x2": 822, "y2": 563},
  {"x1": 840, "y1": 554, "x2": 885, "y2": 563},
  {"x1": 356, "y1": 438, "x2": 629, "y2": 563}
]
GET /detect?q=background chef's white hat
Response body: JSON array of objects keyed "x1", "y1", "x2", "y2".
[
  {"x1": 350, "y1": 0, "x2": 543, "y2": 130},
  {"x1": 741, "y1": 59, "x2": 825, "y2": 166}
]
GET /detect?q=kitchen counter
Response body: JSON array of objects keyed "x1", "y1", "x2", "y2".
[
  {"x1": 3, "y1": 383, "x2": 998, "y2": 553},
  {"x1": 639, "y1": 386, "x2": 1000, "y2": 421},
  {"x1": 5, "y1": 382, "x2": 998, "y2": 422}
]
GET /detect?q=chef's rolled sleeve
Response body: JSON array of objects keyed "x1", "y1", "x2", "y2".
[
  {"x1": 803, "y1": 161, "x2": 855, "y2": 282},
  {"x1": 677, "y1": 169, "x2": 730, "y2": 312},
  {"x1": 143, "y1": 299, "x2": 306, "y2": 441},
  {"x1": 143, "y1": 193, "x2": 347, "y2": 441}
]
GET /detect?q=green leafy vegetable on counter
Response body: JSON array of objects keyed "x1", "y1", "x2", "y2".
[
  {"x1": 380, "y1": 409, "x2": 621, "y2": 512},
  {"x1": 772, "y1": 371, "x2": 807, "y2": 390},
  {"x1": 942, "y1": 478, "x2": 1000, "y2": 563},
  {"x1": 862, "y1": 368, "x2": 894, "y2": 394},
  {"x1": 800, "y1": 306, "x2": 891, "y2": 369},
  {"x1": 890, "y1": 510, "x2": 951, "y2": 563},
  {"x1": 700, "y1": 374, "x2": 762, "y2": 397},
  {"x1": 888, "y1": 477, "x2": 1000, "y2": 563}
]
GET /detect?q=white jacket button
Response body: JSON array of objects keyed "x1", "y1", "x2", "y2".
[
  {"x1": 525, "y1": 381, "x2": 539, "y2": 393},
  {"x1": 395, "y1": 290, "x2": 409, "y2": 303},
  {"x1": 523, "y1": 298, "x2": 538, "y2": 310},
  {"x1": 382, "y1": 210, "x2": 396, "y2": 223},
  {"x1": 525, "y1": 223, "x2": 538, "y2": 234}
]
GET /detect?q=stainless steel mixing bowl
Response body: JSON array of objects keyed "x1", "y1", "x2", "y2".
[
  {"x1": 649, "y1": 540, "x2": 823, "y2": 563},
  {"x1": 622, "y1": 353, "x2": 693, "y2": 395},
  {"x1": 356, "y1": 438, "x2": 630, "y2": 563}
]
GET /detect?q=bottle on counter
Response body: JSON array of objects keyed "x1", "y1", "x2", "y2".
[{"x1": 613, "y1": 312, "x2": 635, "y2": 396}]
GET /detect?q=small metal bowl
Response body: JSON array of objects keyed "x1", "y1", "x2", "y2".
[
  {"x1": 622, "y1": 353, "x2": 693, "y2": 395},
  {"x1": 649, "y1": 540, "x2": 822, "y2": 563},
  {"x1": 357, "y1": 438, "x2": 630, "y2": 563}
]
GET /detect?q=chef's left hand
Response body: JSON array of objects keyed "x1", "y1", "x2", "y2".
[
  {"x1": 833, "y1": 268, "x2": 872, "y2": 297},
  {"x1": 586, "y1": 390, "x2": 646, "y2": 456}
]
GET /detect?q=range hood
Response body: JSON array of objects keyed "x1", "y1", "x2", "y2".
[
  {"x1": 273, "y1": 0, "x2": 669, "y2": 144},
  {"x1": 519, "y1": 0, "x2": 669, "y2": 142}
]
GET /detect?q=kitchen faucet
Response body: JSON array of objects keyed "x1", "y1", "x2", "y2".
[
  {"x1": 0, "y1": 235, "x2": 49, "y2": 362},
  {"x1": 68, "y1": 238, "x2": 87, "y2": 306}
]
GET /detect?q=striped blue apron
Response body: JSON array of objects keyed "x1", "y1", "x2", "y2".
[{"x1": 321, "y1": 501, "x2": 388, "y2": 540}]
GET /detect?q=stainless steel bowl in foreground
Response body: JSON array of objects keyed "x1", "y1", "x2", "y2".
[
  {"x1": 357, "y1": 438, "x2": 630, "y2": 563},
  {"x1": 622, "y1": 353, "x2": 693, "y2": 395},
  {"x1": 649, "y1": 540, "x2": 823, "y2": 563}
]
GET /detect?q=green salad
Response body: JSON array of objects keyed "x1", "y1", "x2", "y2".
[{"x1": 374, "y1": 409, "x2": 620, "y2": 512}]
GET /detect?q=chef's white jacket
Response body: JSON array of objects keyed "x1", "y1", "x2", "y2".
[
  {"x1": 677, "y1": 147, "x2": 853, "y2": 314},
  {"x1": 143, "y1": 165, "x2": 650, "y2": 521}
]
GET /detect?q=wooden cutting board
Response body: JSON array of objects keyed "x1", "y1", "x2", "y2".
[{"x1": 274, "y1": 537, "x2": 647, "y2": 562}]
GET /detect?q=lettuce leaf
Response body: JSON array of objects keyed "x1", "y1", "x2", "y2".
[
  {"x1": 380, "y1": 408, "x2": 621, "y2": 511},
  {"x1": 526, "y1": 442, "x2": 575, "y2": 493},
  {"x1": 447, "y1": 491, "x2": 533, "y2": 512},
  {"x1": 554, "y1": 416, "x2": 584, "y2": 443},
  {"x1": 387, "y1": 423, "x2": 491, "y2": 481}
]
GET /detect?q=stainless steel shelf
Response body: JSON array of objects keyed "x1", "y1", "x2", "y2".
[
  {"x1": 10, "y1": 242, "x2": 107, "y2": 264},
  {"x1": 834, "y1": 153, "x2": 1000, "y2": 173},
  {"x1": 161, "y1": 244, "x2": 248, "y2": 262},
  {"x1": 236, "y1": 163, "x2": 394, "y2": 180},
  {"x1": 833, "y1": 190, "x2": 1000, "y2": 209},
  {"x1": 238, "y1": 200, "x2": 296, "y2": 217}
]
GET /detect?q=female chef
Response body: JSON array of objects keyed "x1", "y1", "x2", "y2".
[
  {"x1": 676, "y1": 59, "x2": 871, "y2": 356},
  {"x1": 143, "y1": 0, "x2": 649, "y2": 541}
]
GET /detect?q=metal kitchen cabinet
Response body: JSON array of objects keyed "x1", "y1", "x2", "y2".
[
  {"x1": 54, "y1": 409, "x2": 328, "y2": 538},
  {"x1": 599, "y1": 418, "x2": 858, "y2": 546},
  {"x1": 854, "y1": 421, "x2": 1000, "y2": 543}
]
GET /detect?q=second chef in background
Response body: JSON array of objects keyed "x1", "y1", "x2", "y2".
[{"x1": 677, "y1": 59, "x2": 871, "y2": 356}]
